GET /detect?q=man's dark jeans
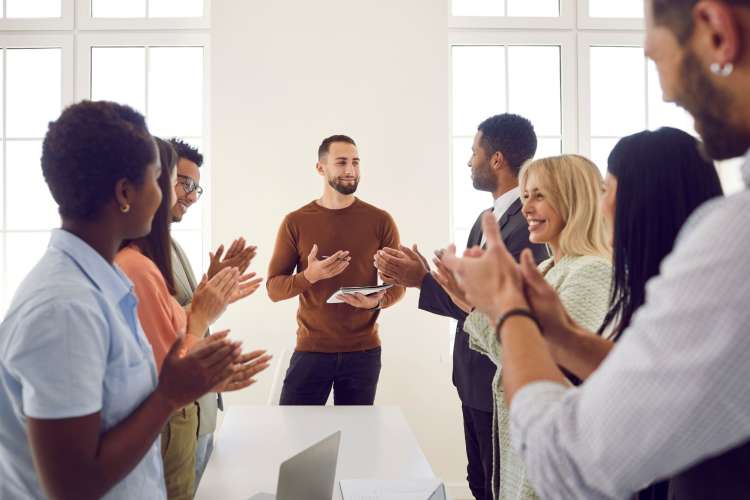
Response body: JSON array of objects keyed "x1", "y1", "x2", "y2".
[{"x1": 279, "y1": 347, "x2": 382, "y2": 405}]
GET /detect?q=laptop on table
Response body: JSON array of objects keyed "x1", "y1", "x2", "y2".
[{"x1": 249, "y1": 431, "x2": 341, "y2": 500}]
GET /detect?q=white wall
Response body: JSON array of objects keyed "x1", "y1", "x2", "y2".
[{"x1": 210, "y1": 0, "x2": 470, "y2": 497}]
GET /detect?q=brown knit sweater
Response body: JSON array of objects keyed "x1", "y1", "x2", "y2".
[{"x1": 266, "y1": 198, "x2": 405, "y2": 352}]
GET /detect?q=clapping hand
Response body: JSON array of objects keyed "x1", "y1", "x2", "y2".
[
  {"x1": 207, "y1": 238, "x2": 257, "y2": 279},
  {"x1": 442, "y1": 212, "x2": 528, "y2": 320},
  {"x1": 214, "y1": 349, "x2": 273, "y2": 392},
  {"x1": 303, "y1": 244, "x2": 350, "y2": 284},
  {"x1": 189, "y1": 267, "x2": 240, "y2": 335},
  {"x1": 431, "y1": 244, "x2": 472, "y2": 313},
  {"x1": 374, "y1": 244, "x2": 430, "y2": 288},
  {"x1": 228, "y1": 272, "x2": 264, "y2": 304},
  {"x1": 157, "y1": 331, "x2": 242, "y2": 410}
]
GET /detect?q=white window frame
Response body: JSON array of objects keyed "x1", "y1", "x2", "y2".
[
  {"x1": 449, "y1": 0, "x2": 575, "y2": 30},
  {"x1": 449, "y1": 31, "x2": 577, "y2": 154},
  {"x1": 447, "y1": 0, "x2": 650, "y2": 359},
  {"x1": 77, "y1": 0, "x2": 210, "y2": 31},
  {"x1": 448, "y1": 30, "x2": 577, "y2": 245},
  {"x1": 76, "y1": 32, "x2": 212, "y2": 271},
  {"x1": 0, "y1": 0, "x2": 74, "y2": 31},
  {"x1": 577, "y1": 31, "x2": 645, "y2": 157},
  {"x1": 577, "y1": 0, "x2": 645, "y2": 30},
  {"x1": 0, "y1": 33, "x2": 74, "y2": 310}
]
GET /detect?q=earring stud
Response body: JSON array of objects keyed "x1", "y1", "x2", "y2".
[
  {"x1": 120, "y1": 204, "x2": 131, "y2": 213},
  {"x1": 709, "y1": 62, "x2": 734, "y2": 77}
]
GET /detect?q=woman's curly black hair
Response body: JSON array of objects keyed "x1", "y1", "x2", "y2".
[{"x1": 41, "y1": 100, "x2": 156, "y2": 221}]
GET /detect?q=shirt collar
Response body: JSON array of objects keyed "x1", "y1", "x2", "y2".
[
  {"x1": 493, "y1": 187, "x2": 521, "y2": 218},
  {"x1": 49, "y1": 229, "x2": 134, "y2": 304}
]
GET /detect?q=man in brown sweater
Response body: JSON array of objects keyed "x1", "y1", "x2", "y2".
[{"x1": 267, "y1": 134, "x2": 404, "y2": 405}]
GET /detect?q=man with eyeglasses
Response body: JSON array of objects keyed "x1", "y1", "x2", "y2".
[{"x1": 167, "y1": 138, "x2": 261, "y2": 492}]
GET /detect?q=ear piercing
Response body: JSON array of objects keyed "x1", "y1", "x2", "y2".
[{"x1": 709, "y1": 62, "x2": 734, "y2": 77}]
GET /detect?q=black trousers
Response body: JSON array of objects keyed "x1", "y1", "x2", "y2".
[
  {"x1": 279, "y1": 347, "x2": 382, "y2": 405},
  {"x1": 462, "y1": 405, "x2": 499, "y2": 500}
]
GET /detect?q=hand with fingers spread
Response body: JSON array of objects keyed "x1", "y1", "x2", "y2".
[
  {"x1": 432, "y1": 244, "x2": 472, "y2": 313},
  {"x1": 189, "y1": 267, "x2": 240, "y2": 335},
  {"x1": 373, "y1": 244, "x2": 430, "y2": 288},
  {"x1": 335, "y1": 290, "x2": 386, "y2": 310},
  {"x1": 157, "y1": 331, "x2": 242, "y2": 410},
  {"x1": 442, "y1": 212, "x2": 528, "y2": 320},
  {"x1": 303, "y1": 244, "x2": 351, "y2": 284},
  {"x1": 228, "y1": 272, "x2": 264, "y2": 304},
  {"x1": 214, "y1": 350, "x2": 273, "y2": 392},
  {"x1": 206, "y1": 238, "x2": 258, "y2": 279}
]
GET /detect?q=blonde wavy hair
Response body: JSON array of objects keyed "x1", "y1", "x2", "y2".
[{"x1": 519, "y1": 154, "x2": 611, "y2": 259}]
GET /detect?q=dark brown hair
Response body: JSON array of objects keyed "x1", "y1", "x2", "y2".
[
  {"x1": 130, "y1": 137, "x2": 178, "y2": 294},
  {"x1": 318, "y1": 134, "x2": 356, "y2": 160}
]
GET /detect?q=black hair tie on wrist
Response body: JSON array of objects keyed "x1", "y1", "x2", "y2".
[{"x1": 495, "y1": 308, "x2": 542, "y2": 336}]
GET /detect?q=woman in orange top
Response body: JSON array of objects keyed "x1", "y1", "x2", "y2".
[{"x1": 116, "y1": 138, "x2": 271, "y2": 499}]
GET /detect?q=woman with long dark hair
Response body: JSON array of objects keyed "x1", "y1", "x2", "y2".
[
  {"x1": 116, "y1": 137, "x2": 271, "y2": 499},
  {"x1": 600, "y1": 127, "x2": 724, "y2": 342}
]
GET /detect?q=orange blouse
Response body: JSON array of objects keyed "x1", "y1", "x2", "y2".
[{"x1": 115, "y1": 246, "x2": 197, "y2": 372}]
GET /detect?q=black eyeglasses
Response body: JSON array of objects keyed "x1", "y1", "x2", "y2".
[{"x1": 177, "y1": 174, "x2": 204, "y2": 198}]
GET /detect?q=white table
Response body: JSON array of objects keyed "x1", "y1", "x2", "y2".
[{"x1": 196, "y1": 405, "x2": 437, "y2": 500}]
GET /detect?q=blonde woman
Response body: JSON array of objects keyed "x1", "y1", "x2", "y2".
[{"x1": 462, "y1": 154, "x2": 612, "y2": 500}]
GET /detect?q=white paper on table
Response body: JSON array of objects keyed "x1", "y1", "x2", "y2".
[
  {"x1": 326, "y1": 284, "x2": 393, "y2": 304},
  {"x1": 339, "y1": 479, "x2": 447, "y2": 500}
]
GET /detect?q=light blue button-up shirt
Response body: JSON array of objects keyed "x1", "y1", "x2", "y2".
[{"x1": 0, "y1": 229, "x2": 166, "y2": 499}]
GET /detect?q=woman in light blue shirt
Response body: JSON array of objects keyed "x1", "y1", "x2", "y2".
[{"x1": 0, "y1": 101, "x2": 249, "y2": 499}]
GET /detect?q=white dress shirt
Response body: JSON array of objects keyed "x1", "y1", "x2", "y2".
[
  {"x1": 509, "y1": 150, "x2": 750, "y2": 499},
  {"x1": 481, "y1": 186, "x2": 520, "y2": 247}
]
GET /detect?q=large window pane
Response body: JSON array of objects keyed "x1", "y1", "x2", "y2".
[
  {"x1": 6, "y1": 49, "x2": 61, "y2": 139},
  {"x1": 92, "y1": 0, "x2": 146, "y2": 18},
  {"x1": 6, "y1": 141, "x2": 58, "y2": 230},
  {"x1": 507, "y1": 0, "x2": 558, "y2": 17},
  {"x1": 452, "y1": 0, "x2": 559, "y2": 16},
  {"x1": 6, "y1": 0, "x2": 61, "y2": 18},
  {"x1": 590, "y1": 46, "x2": 645, "y2": 137},
  {"x1": 452, "y1": 0, "x2": 504, "y2": 17},
  {"x1": 647, "y1": 61, "x2": 694, "y2": 133},
  {"x1": 91, "y1": 47, "x2": 146, "y2": 116},
  {"x1": 149, "y1": 0, "x2": 204, "y2": 18},
  {"x1": 452, "y1": 46, "x2": 506, "y2": 136},
  {"x1": 5, "y1": 231, "x2": 51, "y2": 314},
  {"x1": 589, "y1": 0, "x2": 643, "y2": 18},
  {"x1": 535, "y1": 138, "x2": 562, "y2": 159},
  {"x1": 590, "y1": 137, "x2": 619, "y2": 176},
  {"x1": 508, "y1": 46, "x2": 560, "y2": 136},
  {"x1": 148, "y1": 47, "x2": 203, "y2": 137}
]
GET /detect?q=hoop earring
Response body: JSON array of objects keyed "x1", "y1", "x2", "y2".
[
  {"x1": 709, "y1": 62, "x2": 734, "y2": 77},
  {"x1": 120, "y1": 204, "x2": 131, "y2": 213}
]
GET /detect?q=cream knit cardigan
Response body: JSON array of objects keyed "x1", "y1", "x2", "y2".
[{"x1": 463, "y1": 255, "x2": 612, "y2": 500}]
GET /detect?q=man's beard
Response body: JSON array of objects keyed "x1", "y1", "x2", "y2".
[
  {"x1": 471, "y1": 163, "x2": 497, "y2": 192},
  {"x1": 328, "y1": 176, "x2": 359, "y2": 195},
  {"x1": 677, "y1": 51, "x2": 750, "y2": 160}
]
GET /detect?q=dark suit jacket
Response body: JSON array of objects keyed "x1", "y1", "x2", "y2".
[{"x1": 418, "y1": 198, "x2": 548, "y2": 412}]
